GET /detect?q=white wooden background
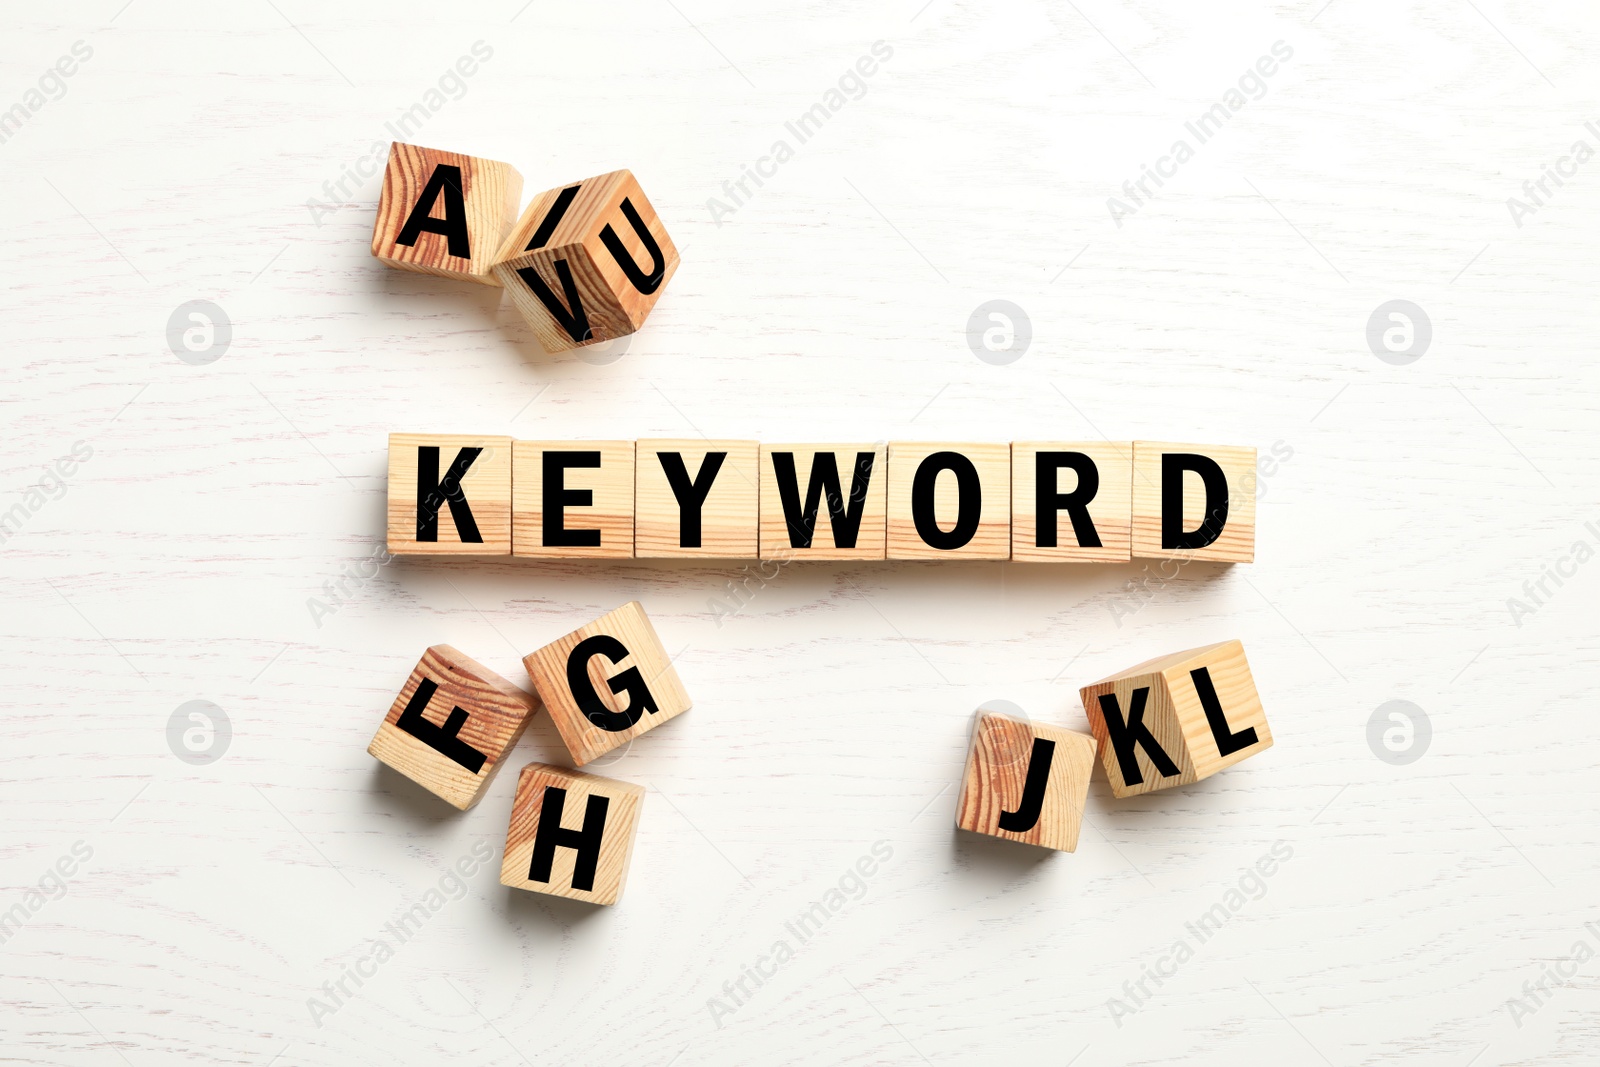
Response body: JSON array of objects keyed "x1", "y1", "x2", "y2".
[{"x1": 3, "y1": 0, "x2": 1598, "y2": 1063}]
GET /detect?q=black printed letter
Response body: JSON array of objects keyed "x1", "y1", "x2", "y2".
[
  {"x1": 395, "y1": 678, "x2": 486, "y2": 773},
  {"x1": 1097, "y1": 688, "x2": 1181, "y2": 786},
  {"x1": 566, "y1": 634, "x2": 658, "y2": 732},
  {"x1": 394, "y1": 164, "x2": 470, "y2": 259},
  {"x1": 997, "y1": 737, "x2": 1056, "y2": 832},
  {"x1": 1161, "y1": 453, "x2": 1229, "y2": 551},
  {"x1": 542, "y1": 451, "x2": 602, "y2": 548},
  {"x1": 416, "y1": 446, "x2": 483, "y2": 543},
  {"x1": 528, "y1": 787, "x2": 609, "y2": 891},
  {"x1": 911, "y1": 451, "x2": 980, "y2": 550},
  {"x1": 1035, "y1": 451, "x2": 1102, "y2": 548}
]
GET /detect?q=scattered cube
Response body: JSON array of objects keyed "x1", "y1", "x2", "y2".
[
  {"x1": 512, "y1": 440, "x2": 635, "y2": 558},
  {"x1": 1011, "y1": 441, "x2": 1132, "y2": 562},
  {"x1": 1080, "y1": 639, "x2": 1272, "y2": 798},
  {"x1": 492, "y1": 169, "x2": 679, "y2": 352},
  {"x1": 500, "y1": 763, "x2": 644, "y2": 906},
  {"x1": 522, "y1": 601, "x2": 691, "y2": 766},
  {"x1": 887, "y1": 442, "x2": 1010, "y2": 559},
  {"x1": 371, "y1": 143, "x2": 523, "y2": 285},
  {"x1": 367, "y1": 645, "x2": 539, "y2": 810},
  {"x1": 1131, "y1": 442, "x2": 1256, "y2": 563},
  {"x1": 387, "y1": 433, "x2": 512, "y2": 556},
  {"x1": 759, "y1": 443, "x2": 887, "y2": 560},
  {"x1": 635, "y1": 439, "x2": 759, "y2": 558},
  {"x1": 956, "y1": 709, "x2": 1096, "y2": 851}
]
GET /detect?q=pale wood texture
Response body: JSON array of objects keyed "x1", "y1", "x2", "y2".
[
  {"x1": 492, "y1": 169, "x2": 679, "y2": 352},
  {"x1": 385, "y1": 433, "x2": 512, "y2": 556},
  {"x1": 1131, "y1": 441, "x2": 1257, "y2": 563},
  {"x1": 511, "y1": 440, "x2": 635, "y2": 559},
  {"x1": 1011, "y1": 441, "x2": 1132, "y2": 562},
  {"x1": 1080, "y1": 639, "x2": 1272, "y2": 799},
  {"x1": 955, "y1": 711, "x2": 1095, "y2": 852},
  {"x1": 886, "y1": 442, "x2": 1010, "y2": 559},
  {"x1": 499, "y1": 762, "x2": 645, "y2": 905},
  {"x1": 759, "y1": 443, "x2": 887, "y2": 560},
  {"x1": 370, "y1": 142, "x2": 522, "y2": 285},
  {"x1": 522, "y1": 601, "x2": 691, "y2": 766},
  {"x1": 635, "y1": 439, "x2": 759, "y2": 558},
  {"x1": 366, "y1": 644, "x2": 540, "y2": 810}
]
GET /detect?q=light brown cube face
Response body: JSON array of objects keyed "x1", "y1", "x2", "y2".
[
  {"x1": 1011, "y1": 442, "x2": 1132, "y2": 562},
  {"x1": 886, "y1": 443, "x2": 1011, "y2": 560},
  {"x1": 367, "y1": 645, "x2": 540, "y2": 810},
  {"x1": 512, "y1": 441, "x2": 635, "y2": 558},
  {"x1": 386, "y1": 434, "x2": 512, "y2": 556},
  {"x1": 371, "y1": 143, "x2": 523, "y2": 285},
  {"x1": 1080, "y1": 639, "x2": 1272, "y2": 798},
  {"x1": 759, "y1": 443, "x2": 887, "y2": 560},
  {"x1": 492, "y1": 169, "x2": 679, "y2": 352},
  {"x1": 522, "y1": 601, "x2": 691, "y2": 766},
  {"x1": 1131, "y1": 442, "x2": 1256, "y2": 563},
  {"x1": 955, "y1": 712, "x2": 1096, "y2": 851},
  {"x1": 634, "y1": 440, "x2": 759, "y2": 558},
  {"x1": 500, "y1": 763, "x2": 644, "y2": 906}
]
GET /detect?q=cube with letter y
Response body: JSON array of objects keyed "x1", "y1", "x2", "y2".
[
  {"x1": 523, "y1": 601, "x2": 691, "y2": 766},
  {"x1": 371, "y1": 143, "x2": 523, "y2": 285},
  {"x1": 367, "y1": 645, "x2": 539, "y2": 810},
  {"x1": 1080, "y1": 639, "x2": 1272, "y2": 798},
  {"x1": 501, "y1": 763, "x2": 644, "y2": 905},
  {"x1": 956, "y1": 709, "x2": 1096, "y2": 851},
  {"x1": 635, "y1": 439, "x2": 759, "y2": 558},
  {"x1": 387, "y1": 433, "x2": 512, "y2": 556}
]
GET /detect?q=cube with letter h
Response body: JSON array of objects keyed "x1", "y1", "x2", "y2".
[
  {"x1": 956, "y1": 707, "x2": 1096, "y2": 851},
  {"x1": 1080, "y1": 639, "x2": 1272, "y2": 798},
  {"x1": 523, "y1": 601, "x2": 692, "y2": 766},
  {"x1": 492, "y1": 169, "x2": 679, "y2": 352},
  {"x1": 500, "y1": 763, "x2": 644, "y2": 906}
]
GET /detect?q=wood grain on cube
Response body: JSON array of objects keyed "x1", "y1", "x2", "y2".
[
  {"x1": 386, "y1": 434, "x2": 512, "y2": 556},
  {"x1": 635, "y1": 439, "x2": 759, "y2": 558},
  {"x1": 759, "y1": 443, "x2": 886, "y2": 560},
  {"x1": 512, "y1": 440, "x2": 635, "y2": 558},
  {"x1": 1080, "y1": 639, "x2": 1271, "y2": 798},
  {"x1": 367, "y1": 645, "x2": 539, "y2": 810},
  {"x1": 1011, "y1": 441, "x2": 1132, "y2": 562},
  {"x1": 886, "y1": 442, "x2": 1010, "y2": 560},
  {"x1": 492, "y1": 169, "x2": 679, "y2": 352},
  {"x1": 371, "y1": 143, "x2": 522, "y2": 285},
  {"x1": 500, "y1": 763, "x2": 644, "y2": 906},
  {"x1": 1131, "y1": 441, "x2": 1256, "y2": 563},
  {"x1": 956, "y1": 711, "x2": 1096, "y2": 852},
  {"x1": 522, "y1": 601, "x2": 691, "y2": 766}
]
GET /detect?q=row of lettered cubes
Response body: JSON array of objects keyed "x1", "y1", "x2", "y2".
[
  {"x1": 372, "y1": 601, "x2": 1273, "y2": 905},
  {"x1": 387, "y1": 435, "x2": 1260, "y2": 563}
]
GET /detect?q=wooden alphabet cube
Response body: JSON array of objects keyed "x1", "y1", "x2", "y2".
[
  {"x1": 367, "y1": 645, "x2": 539, "y2": 810},
  {"x1": 387, "y1": 434, "x2": 512, "y2": 556},
  {"x1": 1011, "y1": 441, "x2": 1132, "y2": 562},
  {"x1": 500, "y1": 763, "x2": 644, "y2": 905},
  {"x1": 371, "y1": 143, "x2": 523, "y2": 285},
  {"x1": 956, "y1": 710, "x2": 1096, "y2": 852},
  {"x1": 1080, "y1": 639, "x2": 1272, "y2": 798},
  {"x1": 1131, "y1": 442, "x2": 1256, "y2": 563},
  {"x1": 491, "y1": 169, "x2": 679, "y2": 352},
  {"x1": 523, "y1": 601, "x2": 691, "y2": 766},
  {"x1": 635, "y1": 439, "x2": 759, "y2": 558},
  {"x1": 887, "y1": 442, "x2": 1010, "y2": 559},
  {"x1": 512, "y1": 440, "x2": 635, "y2": 558},
  {"x1": 759, "y1": 443, "x2": 887, "y2": 560}
]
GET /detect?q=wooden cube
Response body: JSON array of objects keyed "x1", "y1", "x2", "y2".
[
  {"x1": 371, "y1": 143, "x2": 523, "y2": 286},
  {"x1": 367, "y1": 645, "x2": 539, "y2": 810},
  {"x1": 1011, "y1": 441, "x2": 1132, "y2": 562},
  {"x1": 491, "y1": 169, "x2": 679, "y2": 352},
  {"x1": 955, "y1": 710, "x2": 1096, "y2": 851},
  {"x1": 1080, "y1": 639, "x2": 1271, "y2": 798},
  {"x1": 523, "y1": 601, "x2": 691, "y2": 766},
  {"x1": 500, "y1": 763, "x2": 644, "y2": 905},
  {"x1": 635, "y1": 439, "x2": 759, "y2": 558},
  {"x1": 512, "y1": 441, "x2": 635, "y2": 558},
  {"x1": 387, "y1": 434, "x2": 512, "y2": 556},
  {"x1": 886, "y1": 443, "x2": 1010, "y2": 560},
  {"x1": 759, "y1": 443, "x2": 886, "y2": 560},
  {"x1": 1131, "y1": 442, "x2": 1256, "y2": 563}
]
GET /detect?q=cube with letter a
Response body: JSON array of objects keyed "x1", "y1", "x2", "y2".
[
  {"x1": 371, "y1": 143, "x2": 523, "y2": 285},
  {"x1": 387, "y1": 433, "x2": 512, "y2": 556},
  {"x1": 500, "y1": 763, "x2": 644, "y2": 906},
  {"x1": 523, "y1": 601, "x2": 692, "y2": 766},
  {"x1": 1080, "y1": 639, "x2": 1272, "y2": 798},
  {"x1": 367, "y1": 645, "x2": 539, "y2": 810}
]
